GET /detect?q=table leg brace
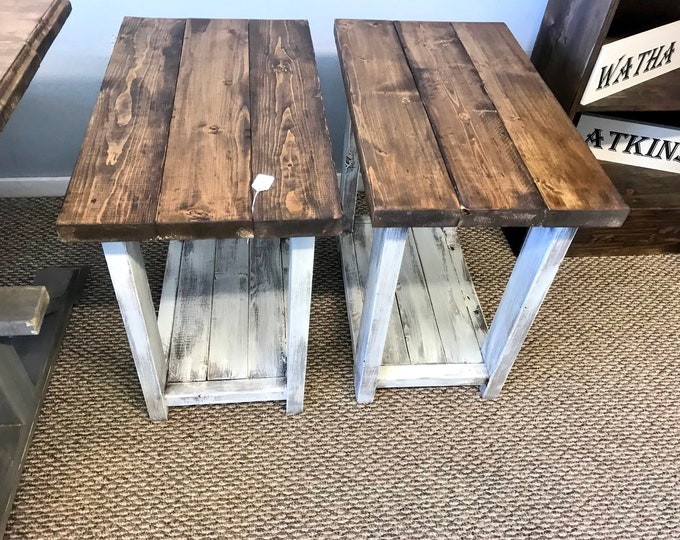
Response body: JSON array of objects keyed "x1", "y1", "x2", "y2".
[
  {"x1": 286, "y1": 236, "x2": 315, "y2": 414},
  {"x1": 481, "y1": 226, "x2": 577, "y2": 399},
  {"x1": 354, "y1": 226, "x2": 408, "y2": 403},
  {"x1": 103, "y1": 242, "x2": 168, "y2": 420}
]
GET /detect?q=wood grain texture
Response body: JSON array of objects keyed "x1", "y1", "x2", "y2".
[
  {"x1": 156, "y1": 19, "x2": 253, "y2": 238},
  {"x1": 454, "y1": 22, "x2": 628, "y2": 228},
  {"x1": 249, "y1": 19, "x2": 342, "y2": 238},
  {"x1": 530, "y1": 0, "x2": 618, "y2": 118},
  {"x1": 340, "y1": 114, "x2": 360, "y2": 232},
  {"x1": 0, "y1": 0, "x2": 71, "y2": 131},
  {"x1": 377, "y1": 363, "x2": 488, "y2": 388},
  {"x1": 580, "y1": 70, "x2": 680, "y2": 112},
  {"x1": 396, "y1": 21, "x2": 546, "y2": 226},
  {"x1": 334, "y1": 19, "x2": 462, "y2": 228},
  {"x1": 569, "y1": 162, "x2": 680, "y2": 255},
  {"x1": 57, "y1": 17, "x2": 186, "y2": 241}
]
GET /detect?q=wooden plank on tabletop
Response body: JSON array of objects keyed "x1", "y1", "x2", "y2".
[
  {"x1": 396, "y1": 21, "x2": 546, "y2": 227},
  {"x1": 334, "y1": 19, "x2": 461, "y2": 228},
  {"x1": 249, "y1": 19, "x2": 341, "y2": 238},
  {"x1": 56, "y1": 17, "x2": 186, "y2": 241},
  {"x1": 156, "y1": 18, "x2": 253, "y2": 239},
  {"x1": 453, "y1": 22, "x2": 628, "y2": 227},
  {"x1": 0, "y1": 0, "x2": 71, "y2": 130}
]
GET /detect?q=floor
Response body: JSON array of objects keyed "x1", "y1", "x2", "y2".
[{"x1": 1, "y1": 197, "x2": 679, "y2": 539}]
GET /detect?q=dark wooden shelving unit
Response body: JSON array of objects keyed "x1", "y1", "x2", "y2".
[{"x1": 509, "y1": 0, "x2": 680, "y2": 255}]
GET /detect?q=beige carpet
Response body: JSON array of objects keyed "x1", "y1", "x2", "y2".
[{"x1": 1, "y1": 197, "x2": 679, "y2": 539}]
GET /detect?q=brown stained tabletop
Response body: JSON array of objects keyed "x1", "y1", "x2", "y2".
[
  {"x1": 57, "y1": 18, "x2": 342, "y2": 242},
  {"x1": 334, "y1": 19, "x2": 629, "y2": 228},
  {"x1": 0, "y1": 0, "x2": 71, "y2": 130}
]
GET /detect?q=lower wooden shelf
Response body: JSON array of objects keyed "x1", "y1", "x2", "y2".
[
  {"x1": 157, "y1": 238, "x2": 290, "y2": 407},
  {"x1": 340, "y1": 216, "x2": 489, "y2": 388}
]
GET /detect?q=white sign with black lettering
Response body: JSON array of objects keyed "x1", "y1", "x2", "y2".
[
  {"x1": 577, "y1": 114, "x2": 680, "y2": 174},
  {"x1": 580, "y1": 20, "x2": 680, "y2": 105}
]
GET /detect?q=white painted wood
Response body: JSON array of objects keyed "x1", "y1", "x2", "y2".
[
  {"x1": 353, "y1": 217, "x2": 410, "y2": 366},
  {"x1": 442, "y1": 227, "x2": 488, "y2": 347},
  {"x1": 354, "y1": 226, "x2": 408, "y2": 403},
  {"x1": 248, "y1": 238, "x2": 286, "y2": 379},
  {"x1": 157, "y1": 240, "x2": 182, "y2": 359},
  {"x1": 167, "y1": 239, "x2": 216, "y2": 383},
  {"x1": 394, "y1": 229, "x2": 447, "y2": 365},
  {"x1": 102, "y1": 242, "x2": 168, "y2": 420},
  {"x1": 377, "y1": 362, "x2": 488, "y2": 388},
  {"x1": 581, "y1": 20, "x2": 680, "y2": 105},
  {"x1": 481, "y1": 226, "x2": 577, "y2": 399},
  {"x1": 339, "y1": 113, "x2": 360, "y2": 232},
  {"x1": 339, "y1": 232, "x2": 363, "y2": 353},
  {"x1": 164, "y1": 377, "x2": 287, "y2": 407},
  {"x1": 285, "y1": 236, "x2": 315, "y2": 414},
  {"x1": 340, "y1": 216, "x2": 487, "y2": 386},
  {"x1": 0, "y1": 176, "x2": 69, "y2": 197},
  {"x1": 411, "y1": 227, "x2": 485, "y2": 364},
  {"x1": 208, "y1": 238, "x2": 250, "y2": 380},
  {"x1": 577, "y1": 114, "x2": 680, "y2": 174},
  {"x1": 0, "y1": 286, "x2": 49, "y2": 336},
  {"x1": 0, "y1": 344, "x2": 35, "y2": 424}
]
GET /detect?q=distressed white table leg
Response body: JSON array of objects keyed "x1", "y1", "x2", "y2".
[
  {"x1": 339, "y1": 111, "x2": 359, "y2": 232},
  {"x1": 102, "y1": 242, "x2": 168, "y2": 420},
  {"x1": 354, "y1": 226, "x2": 408, "y2": 403},
  {"x1": 481, "y1": 227, "x2": 577, "y2": 399},
  {"x1": 286, "y1": 236, "x2": 315, "y2": 414}
]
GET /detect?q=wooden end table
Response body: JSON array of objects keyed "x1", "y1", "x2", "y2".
[
  {"x1": 57, "y1": 18, "x2": 342, "y2": 420},
  {"x1": 334, "y1": 19, "x2": 629, "y2": 402}
]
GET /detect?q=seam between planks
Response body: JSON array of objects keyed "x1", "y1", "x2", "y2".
[{"x1": 152, "y1": 18, "x2": 190, "y2": 238}]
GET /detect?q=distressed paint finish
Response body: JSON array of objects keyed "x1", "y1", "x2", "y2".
[
  {"x1": 167, "y1": 239, "x2": 216, "y2": 383},
  {"x1": 354, "y1": 226, "x2": 408, "y2": 403},
  {"x1": 481, "y1": 226, "x2": 577, "y2": 399},
  {"x1": 208, "y1": 238, "x2": 250, "y2": 380},
  {"x1": 285, "y1": 236, "x2": 315, "y2": 413},
  {"x1": 102, "y1": 242, "x2": 168, "y2": 420}
]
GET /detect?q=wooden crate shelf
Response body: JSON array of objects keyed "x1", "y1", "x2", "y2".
[
  {"x1": 579, "y1": 69, "x2": 680, "y2": 112},
  {"x1": 509, "y1": 0, "x2": 680, "y2": 256},
  {"x1": 340, "y1": 217, "x2": 489, "y2": 389},
  {"x1": 157, "y1": 238, "x2": 290, "y2": 407}
]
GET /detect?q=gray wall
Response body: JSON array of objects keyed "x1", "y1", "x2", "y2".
[{"x1": 0, "y1": 0, "x2": 548, "y2": 177}]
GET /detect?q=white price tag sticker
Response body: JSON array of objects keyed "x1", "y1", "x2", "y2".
[{"x1": 251, "y1": 174, "x2": 275, "y2": 212}]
